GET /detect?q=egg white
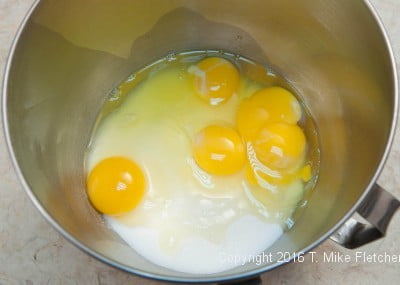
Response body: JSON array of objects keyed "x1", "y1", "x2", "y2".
[{"x1": 87, "y1": 60, "x2": 303, "y2": 274}]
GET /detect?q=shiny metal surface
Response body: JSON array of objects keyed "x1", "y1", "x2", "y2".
[
  {"x1": 2, "y1": 0, "x2": 398, "y2": 283},
  {"x1": 331, "y1": 183, "x2": 400, "y2": 248}
]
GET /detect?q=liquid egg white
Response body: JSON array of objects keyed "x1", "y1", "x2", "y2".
[{"x1": 86, "y1": 52, "x2": 309, "y2": 274}]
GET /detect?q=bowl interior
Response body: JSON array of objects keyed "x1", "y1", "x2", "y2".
[{"x1": 4, "y1": 0, "x2": 396, "y2": 281}]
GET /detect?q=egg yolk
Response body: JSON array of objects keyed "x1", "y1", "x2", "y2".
[
  {"x1": 87, "y1": 157, "x2": 146, "y2": 215},
  {"x1": 193, "y1": 125, "x2": 245, "y2": 175},
  {"x1": 189, "y1": 57, "x2": 239, "y2": 106},
  {"x1": 252, "y1": 123, "x2": 306, "y2": 170},
  {"x1": 236, "y1": 87, "x2": 302, "y2": 139}
]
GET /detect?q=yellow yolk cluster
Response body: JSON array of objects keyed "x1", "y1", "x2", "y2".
[
  {"x1": 87, "y1": 157, "x2": 146, "y2": 215},
  {"x1": 189, "y1": 59, "x2": 310, "y2": 188},
  {"x1": 236, "y1": 87, "x2": 309, "y2": 187}
]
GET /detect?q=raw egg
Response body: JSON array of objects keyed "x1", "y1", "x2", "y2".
[
  {"x1": 87, "y1": 156, "x2": 146, "y2": 215},
  {"x1": 252, "y1": 123, "x2": 306, "y2": 170},
  {"x1": 188, "y1": 57, "x2": 239, "y2": 106},
  {"x1": 192, "y1": 125, "x2": 245, "y2": 175}
]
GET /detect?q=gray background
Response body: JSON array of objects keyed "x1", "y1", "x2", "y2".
[{"x1": 1, "y1": 0, "x2": 399, "y2": 284}]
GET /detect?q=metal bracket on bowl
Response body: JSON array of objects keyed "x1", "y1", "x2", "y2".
[{"x1": 331, "y1": 184, "x2": 400, "y2": 249}]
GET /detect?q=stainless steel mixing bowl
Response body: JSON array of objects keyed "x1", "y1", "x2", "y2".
[{"x1": 2, "y1": 0, "x2": 399, "y2": 283}]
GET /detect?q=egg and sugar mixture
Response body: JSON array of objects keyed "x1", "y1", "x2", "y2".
[{"x1": 86, "y1": 51, "x2": 318, "y2": 274}]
